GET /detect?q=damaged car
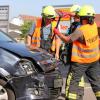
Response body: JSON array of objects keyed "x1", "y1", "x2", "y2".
[{"x1": 0, "y1": 30, "x2": 63, "y2": 100}]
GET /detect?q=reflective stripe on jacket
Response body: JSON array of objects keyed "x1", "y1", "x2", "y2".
[
  {"x1": 31, "y1": 18, "x2": 57, "y2": 51},
  {"x1": 31, "y1": 18, "x2": 41, "y2": 48},
  {"x1": 71, "y1": 22, "x2": 99, "y2": 63}
]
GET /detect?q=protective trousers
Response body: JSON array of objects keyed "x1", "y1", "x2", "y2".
[{"x1": 65, "y1": 61, "x2": 100, "y2": 100}]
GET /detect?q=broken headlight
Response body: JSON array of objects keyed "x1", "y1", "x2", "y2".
[{"x1": 16, "y1": 59, "x2": 36, "y2": 75}]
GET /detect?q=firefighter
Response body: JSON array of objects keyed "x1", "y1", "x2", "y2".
[
  {"x1": 64, "y1": 5, "x2": 81, "y2": 64},
  {"x1": 62, "y1": 5, "x2": 85, "y2": 100},
  {"x1": 53, "y1": 5, "x2": 100, "y2": 100},
  {"x1": 26, "y1": 6, "x2": 61, "y2": 60}
]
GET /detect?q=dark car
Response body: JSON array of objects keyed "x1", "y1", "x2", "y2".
[{"x1": 0, "y1": 30, "x2": 63, "y2": 100}]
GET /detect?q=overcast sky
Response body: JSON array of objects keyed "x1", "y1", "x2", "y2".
[{"x1": 0, "y1": 0, "x2": 100, "y2": 19}]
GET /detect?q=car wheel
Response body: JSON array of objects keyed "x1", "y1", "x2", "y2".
[{"x1": 0, "y1": 79, "x2": 15, "y2": 100}]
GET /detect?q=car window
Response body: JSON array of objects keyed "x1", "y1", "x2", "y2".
[{"x1": 0, "y1": 30, "x2": 15, "y2": 42}]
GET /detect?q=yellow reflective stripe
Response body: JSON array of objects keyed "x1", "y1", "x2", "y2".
[
  {"x1": 32, "y1": 37, "x2": 40, "y2": 40},
  {"x1": 66, "y1": 73, "x2": 72, "y2": 85},
  {"x1": 68, "y1": 93, "x2": 77, "y2": 99},
  {"x1": 72, "y1": 52, "x2": 98, "y2": 58},
  {"x1": 65, "y1": 87, "x2": 69, "y2": 95},
  {"x1": 66, "y1": 73, "x2": 72, "y2": 96},
  {"x1": 79, "y1": 76, "x2": 85, "y2": 87},
  {"x1": 73, "y1": 44, "x2": 99, "y2": 52},
  {"x1": 95, "y1": 91, "x2": 100, "y2": 97}
]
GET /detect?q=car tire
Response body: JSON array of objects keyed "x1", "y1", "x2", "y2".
[{"x1": 0, "y1": 79, "x2": 15, "y2": 100}]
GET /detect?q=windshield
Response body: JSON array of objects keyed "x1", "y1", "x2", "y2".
[{"x1": 0, "y1": 30, "x2": 15, "y2": 42}]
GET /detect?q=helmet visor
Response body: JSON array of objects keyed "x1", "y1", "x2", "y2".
[{"x1": 42, "y1": 13, "x2": 55, "y2": 19}]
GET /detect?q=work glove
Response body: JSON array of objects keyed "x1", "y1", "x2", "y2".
[{"x1": 53, "y1": 28, "x2": 61, "y2": 35}]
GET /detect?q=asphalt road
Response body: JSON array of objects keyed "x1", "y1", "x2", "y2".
[{"x1": 84, "y1": 85, "x2": 96, "y2": 100}]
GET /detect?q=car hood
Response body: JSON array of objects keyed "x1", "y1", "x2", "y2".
[
  {"x1": 0, "y1": 42, "x2": 57, "y2": 73},
  {"x1": 0, "y1": 42, "x2": 43, "y2": 60}
]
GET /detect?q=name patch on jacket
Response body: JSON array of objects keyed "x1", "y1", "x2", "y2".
[{"x1": 86, "y1": 35, "x2": 98, "y2": 44}]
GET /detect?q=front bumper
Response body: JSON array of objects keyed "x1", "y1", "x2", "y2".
[
  {"x1": 8, "y1": 71, "x2": 62, "y2": 100},
  {"x1": 9, "y1": 74, "x2": 49, "y2": 100}
]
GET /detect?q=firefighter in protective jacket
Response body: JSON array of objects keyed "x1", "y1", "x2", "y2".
[
  {"x1": 27, "y1": 6, "x2": 61, "y2": 60},
  {"x1": 53, "y1": 5, "x2": 100, "y2": 100}
]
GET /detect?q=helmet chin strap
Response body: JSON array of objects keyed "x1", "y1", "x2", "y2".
[{"x1": 88, "y1": 17, "x2": 94, "y2": 24}]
